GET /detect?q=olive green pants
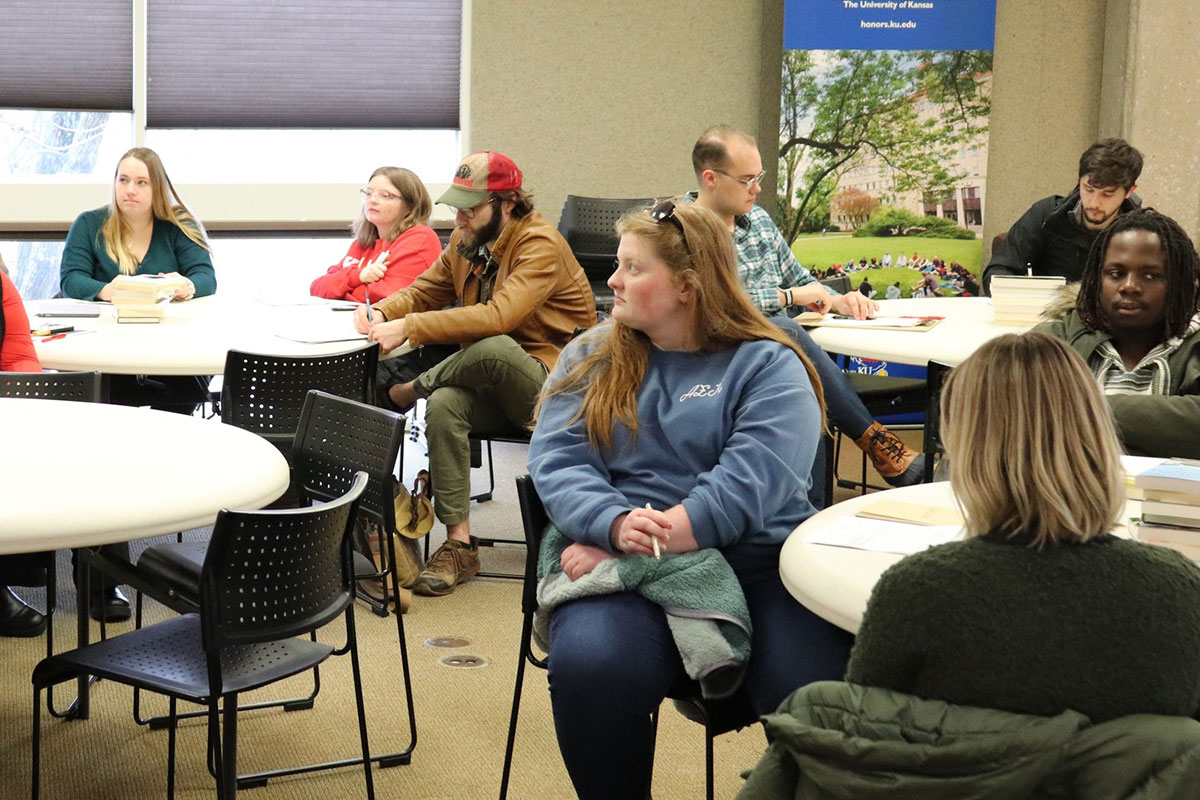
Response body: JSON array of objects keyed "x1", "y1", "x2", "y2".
[{"x1": 415, "y1": 335, "x2": 547, "y2": 525}]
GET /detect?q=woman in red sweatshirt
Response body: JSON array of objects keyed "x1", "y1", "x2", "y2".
[{"x1": 310, "y1": 166, "x2": 442, "y2": 302}]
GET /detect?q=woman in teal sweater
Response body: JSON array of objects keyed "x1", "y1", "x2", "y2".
[
  {"x1": 59, "y1": 147, "x2": 215, "y2": 419},
  {"x1": 60, "y1": 147, "x2": 215, "y2": 302},
  {"x1": 847, "y1": 333, "x2": 1200, "y2": 723}
]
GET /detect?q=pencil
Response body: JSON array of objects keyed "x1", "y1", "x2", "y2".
[{"x1": 645, "y1": 503, "x2": 661, "y2": 560}]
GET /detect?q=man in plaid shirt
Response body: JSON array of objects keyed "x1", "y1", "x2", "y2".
[{"x1": 687, "y1": 126, "x2": 923, "y2": 492}]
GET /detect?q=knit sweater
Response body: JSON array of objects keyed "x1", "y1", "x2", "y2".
[
  {"x1": 528, "y1": 327, "x2": 821, "y2": 553},
  {"x1": 846, "y1": 532, "x2": 1200, "y2": 723},
  {"x1": 60, "y1": 207, "x2": 216, "y2": 301}
]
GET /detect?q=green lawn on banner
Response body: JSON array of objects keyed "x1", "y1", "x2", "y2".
[{"x1": 790, "y1": 234, "x2": 982, "y2": 276}]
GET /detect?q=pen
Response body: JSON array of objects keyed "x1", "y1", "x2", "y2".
[
  {"x1": 41, "y1": 333, "x2": 67, "y2": 343},
  {"x1": 365, "y1": 287, "x2": 371, "y2": 324},
  {"x1": 646, "y1": 503, "x2": 661, "y2": 560}
]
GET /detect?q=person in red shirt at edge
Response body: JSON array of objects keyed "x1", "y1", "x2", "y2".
[
  {"x1": 310, "y1": 166, "x2": 442, "y2": 303},
  {"x1": 0, "y1": 261, "x2": 50, "y2": 637}
]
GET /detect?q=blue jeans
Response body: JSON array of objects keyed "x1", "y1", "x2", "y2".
[{"x1": 546, "y1": 543, "x2": 854, "y2": 800}]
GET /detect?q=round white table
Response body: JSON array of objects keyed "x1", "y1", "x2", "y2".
[
  {"x1": 805, "y1": 296, "x2": 1032, "y2": 367},
  {"x1": 778, "y1": 478, "x2": 1198, "y2": 634},
  {"x1": 29, "y1": 295, "x2": 378, "y2": 375},
  {"x1": 0, "y1": 397, "x2": 290, "y2": 553}
]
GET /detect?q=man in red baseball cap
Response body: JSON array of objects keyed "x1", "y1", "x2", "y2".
[{"x1": 354, "y1": 151, "x2": 596, "y2": 596}]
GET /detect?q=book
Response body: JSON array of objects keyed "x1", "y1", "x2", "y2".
[
  {"x1": 856, "y1": 500, "x2": 964, "y2": 527},
  {"x1": 1132, "y1": 462, "x2": 1200, "y2": 495},
  {"x1": 1143, "y1": 488, "x2": 1200, "y2": 506},
  {"x1": 1135, "y1": 521, "x2": 1200, "y2": 546},
  {"x1": 111, "y1": 274, "x2": 187, "y2": 295}
]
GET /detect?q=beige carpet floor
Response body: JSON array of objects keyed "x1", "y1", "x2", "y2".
[{"x1": 0, "y1": 434, "x2": 909, "y2": 799}]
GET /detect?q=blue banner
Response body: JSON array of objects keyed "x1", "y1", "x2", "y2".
[{"x1": 785, "y1": 0, "x2": 996, "y2": 50}]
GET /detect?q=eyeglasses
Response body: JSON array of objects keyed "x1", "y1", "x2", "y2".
[
  {"x1": 450, "y1": 197, "x2": 495, "y2": 220},
  {"x1": 360, "y1": 188, "x2": 401, "y2": 202},
  {"x1": 650, "y1": 199, "x2": 690, "y2": 252},
  {"x1": 714, "y1": 169, "x2": 766, "y2": 189}
]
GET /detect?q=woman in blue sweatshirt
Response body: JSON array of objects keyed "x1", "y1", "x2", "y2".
[{"x1": 528, "y1": 200, "x2": 854, "y2": 799}]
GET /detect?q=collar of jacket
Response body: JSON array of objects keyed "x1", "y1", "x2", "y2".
[{"x1": 490, "y1": 210, "x2": 539, "y2": 263}]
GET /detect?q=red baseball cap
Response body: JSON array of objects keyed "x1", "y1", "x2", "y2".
[{"x1": 438, "y1": 151, "x2": 523, "y2": 208}]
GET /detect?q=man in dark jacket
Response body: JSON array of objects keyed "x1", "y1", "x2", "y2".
[{"x1": 983, "y1": 138, "x2": 1143, "y2": 294}]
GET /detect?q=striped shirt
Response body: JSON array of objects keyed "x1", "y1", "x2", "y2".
[{"x1": 1091, "y1": 314, "x2": 1200, "y2": 395}]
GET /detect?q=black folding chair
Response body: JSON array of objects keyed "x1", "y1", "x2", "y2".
[
  {"x1": 498, "y1": 475, "x2": 755, "y2": 800},
  {"x1": 32, "y1": 473, "x2": 375, "y2": 800},
  {"x1": 558, "y1": 194, "x2": 656, "y2": 311},
  {"x1": 134, "y1": 391, "x2": 417, "y2": 784}
]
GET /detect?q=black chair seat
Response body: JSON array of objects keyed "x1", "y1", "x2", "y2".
[
  {"x1": 34, "y1": 614, "x2": 334, "y2": 701},
  {"x1": 844, "y1": 373, "x2": 927, "y2": 416}
]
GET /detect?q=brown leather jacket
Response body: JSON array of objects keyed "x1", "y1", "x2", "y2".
[{"x1": 373, "y1": 210, "x2": 595, "y2": 372}]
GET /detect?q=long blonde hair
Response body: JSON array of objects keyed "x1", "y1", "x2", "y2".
[
  {"x1": 537, "y1": 200, "x2": 826, "y2": 450},
  {"x1": 352, "y1": 166, "x2": 433, "y2": 247},
  {"x1": 101, "y1": 147, "x2": 209, "y2": 275},
  {"x1": 942, "y1": 332, "x2": 1124, "y2": 546}
]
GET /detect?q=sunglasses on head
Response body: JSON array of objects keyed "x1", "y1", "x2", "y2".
[{"x1": 650, "y1": 199, "x2": 690, "y2": 252}]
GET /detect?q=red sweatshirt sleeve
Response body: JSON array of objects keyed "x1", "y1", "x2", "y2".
[
  {"x1": 310, "y1": 241, "x2": 369, "y2": 300},
  {"x1": 1, "y1": 271, "x2": 43, "y2": 372}
]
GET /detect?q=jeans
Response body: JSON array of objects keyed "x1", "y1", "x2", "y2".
[
  {"x1": 415, "y1": 335, "x2": 547, "y2": 525},
  {"x1": 546, "y1": 542, "x2": 854, "y2": 800},
  {"x1": 770, "y1": 315, "x2": 873, "y2": 440}
]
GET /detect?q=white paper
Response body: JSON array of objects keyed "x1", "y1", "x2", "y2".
[
  {"x1": 274, "y1": 314, "x2": 367, "y2": 344},
  {"x1": 802, "y1": 516, "x2": 964, "y2": 555}
]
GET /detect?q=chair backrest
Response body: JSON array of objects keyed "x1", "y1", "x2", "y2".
[
  {"x1": 558, "y1": 195, "x2": 656, "y2": 285},
  {"x1": 292, "y1": 389, "x2": 405, "y2": 533},
  {"x1": 0, "y1": 370, "x2": 102, "y2": 402},
  {"x1": 220, "y1": 344, "x2": 379, "y2": 449},
  {"x1": 200, "y1": 470, "x2": 368, "y2": 651},
  {"x1": 922, "y1": 360, "x2": 954, "y2": 482},
  {"x1": 514, "y1": 474, "x2": 549, "y2": 619},
  {"x1": 819, "y1": 275, "x2": 852, "y2": 295}
]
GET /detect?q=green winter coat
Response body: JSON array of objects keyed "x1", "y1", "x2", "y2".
[
  {"x1": 737, "y1": 681, "x2": 1200, "y2": 800},
  {"x1": 1033, "y1": 307, "x2": 1200, "y2": 459}
]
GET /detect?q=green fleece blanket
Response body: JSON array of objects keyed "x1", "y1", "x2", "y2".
[{"x1": 533, "y1": 523, "x2": 752, "y2": 699}]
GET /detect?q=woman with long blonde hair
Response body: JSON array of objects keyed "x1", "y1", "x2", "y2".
[
  {"x1": 528, "y1": 199, "x2": 852, "y2": 799},
  {"x1": 847, "y1": 333, "x2": 1200, "y2": 723},
  {"x1": 310, "y1": 166, "x2": 441, "y2": 302},
  {"x1": 60, "y1": 147, "x2": 213, "y2": 302}
]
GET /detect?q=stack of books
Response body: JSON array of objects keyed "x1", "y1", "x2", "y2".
[
  {"x1": 990, "y1": 275, "x2": 1067, "y2": 326},
  {"x1": 111, "y1": 274, "x2": 186, "y2": 323},
  {"x1": 1134, "y1": 461, "x2": 1200, "y2": 545}
]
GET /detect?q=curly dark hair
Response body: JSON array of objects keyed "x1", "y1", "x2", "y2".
[
  {"x1": 1077, "y1": 208, "x2": 1200, "y2": 340},
  {"x1": 1078, "y1": 138, "x2": 1143, "y2": 190}
]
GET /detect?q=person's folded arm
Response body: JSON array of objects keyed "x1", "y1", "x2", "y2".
[
  {"x1": 527, "y1": 339, "x2": 634, "y2": 553},
  {"x1": 310, "y1": 244, "x2": 361, "y2": 300},
  {"x1": 681, "y1": 351, "x2": 819, "y2": 549},
  {"x1": 1108, "y1": 394, "x2": 1200, "y2": 459},
  {"x1": 59, "y1": 213, "x2": 107, "y2": 301},
  {"x1": 365, "y1": 227, "x2": 443, "y2": 301},
  {"x1": 170, "y1": 222, "x2": 216, "y2": 297}
]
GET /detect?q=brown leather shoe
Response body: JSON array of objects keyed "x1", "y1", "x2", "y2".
[
  {"x1": 414, "y1": 539, "x2": 480, "y2": 597},
  {"x1": 854, "y1": 421, "x2": 924, "y2": 487}
]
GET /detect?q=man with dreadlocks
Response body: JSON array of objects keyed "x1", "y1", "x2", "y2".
[{"x1": 1034, "y1": 208, "x2": 1200, "y2": 459}]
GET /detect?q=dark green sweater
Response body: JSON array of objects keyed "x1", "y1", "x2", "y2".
[
  {"x1": 60, "y1": 206, "x2": 216, "y2": 301},
  {"x1": 846, "y1": 532, "x2": 1200, "y2": 723}
]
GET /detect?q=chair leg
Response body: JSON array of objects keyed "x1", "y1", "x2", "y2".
[
  {"x1": 32, "y1": 686, "x2": 42, "y2": 800},
  {"x1": 346, "y1": 611, "x2": 376, "y2": 800},
  {"x1": 220, "y1": 692, "x2": 239, "y2": 800},
  {"x1": 705, "y1": 726, "x2": 715, "y2": 800},
  {"x1": 647, "y1": 708, "x2": 660, "y2": 800},
  {"x1": 499, "y1": 616, "x2": 534, "y2": 800},
  {"x1": 471, "y1": 439, "x2": 496, "y2": 503},
  {"x1": 167, "y1": 696, "x2": 178, "y2": 800}
]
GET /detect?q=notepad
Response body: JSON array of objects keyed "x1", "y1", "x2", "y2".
[
  {"x1": 274, "y1": 316, "x2": 368, "y2": 344},
  {"x1": 855, "y1": 500, "x2": 964, "y2": 527},
  {"x1": 35, "y1": 303, "x2": 101, "y2": 318},
  {"x1": 802, "y1": 517, "x2": 963, "y2": 555}
]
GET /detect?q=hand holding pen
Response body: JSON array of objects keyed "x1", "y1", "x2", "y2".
[
  {"x1": 610, "y1": 502, "x2": 672, "y2": 557},
  {"x1": 353, "y1": 287, "x2": 379, "y2": 334}
]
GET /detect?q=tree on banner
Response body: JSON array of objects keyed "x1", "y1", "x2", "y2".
[{"x1": 774, "y1": 49, "x2": 992, "y2": 244}]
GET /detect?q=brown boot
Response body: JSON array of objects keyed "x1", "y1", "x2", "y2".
[
  {"x1": 854, "y1": 421, "x2": 925, "y2": 487},
  {"x1": 414, "y1": 538, "x2": 480, "y2": 597}
]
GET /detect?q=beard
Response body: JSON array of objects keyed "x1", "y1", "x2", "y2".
[{"x1": 457, "y1": 205, "x2": 504, "y2": 257}]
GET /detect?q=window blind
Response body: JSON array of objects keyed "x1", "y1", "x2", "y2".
[
  {"x1": 0, "y1": 0, "x2": 133, "y2": 111},
  {"x1": 146, "y1": 0, "x2": 461, "y2": 128}
]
